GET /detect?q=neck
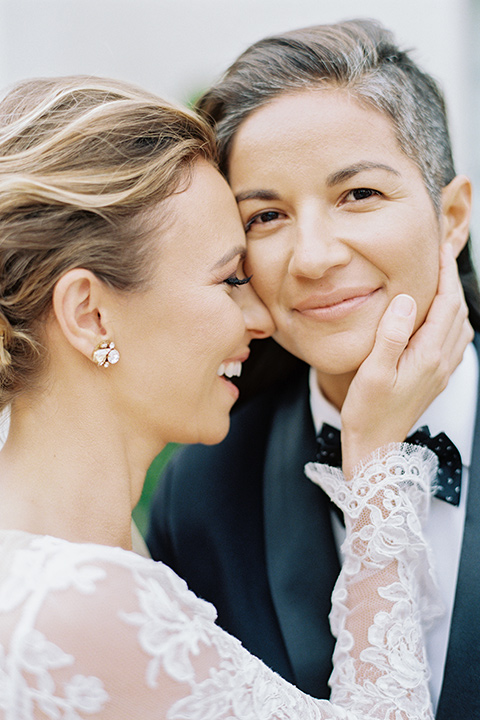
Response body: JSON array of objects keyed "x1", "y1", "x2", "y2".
[
  {"x1": 315, "y1": 369, "x2": 356, "y2": 410},
  {"x1": 0, "y1": 385, "x2": 164, "y2": 549}
]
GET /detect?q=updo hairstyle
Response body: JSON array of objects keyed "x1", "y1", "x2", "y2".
[{"x1": 0, "y1": 76, "x2": 216, "y2": 411}]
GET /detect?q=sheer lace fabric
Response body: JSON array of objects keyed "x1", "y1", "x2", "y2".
[
  {"x1": 305, "y1": 443, "x2": 441, "y2": 720},
  {"x1": 0, "y1": 444, "x2": 438, "y2": 719}
]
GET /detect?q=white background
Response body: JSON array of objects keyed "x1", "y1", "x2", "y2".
[{"x1": 0, "y1": 0, "x2": 477, "y2": 243}]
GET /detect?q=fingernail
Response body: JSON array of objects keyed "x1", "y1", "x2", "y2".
[{"x1": 391, "y1": 294, "x2": 415, "y2": 317}]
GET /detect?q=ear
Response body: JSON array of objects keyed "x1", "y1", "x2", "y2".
[
  {"x1": 52, "y1": 269, "x2": 111, "y2": 362},
  {"x1": 440, "y1": 175, "x2": 472, "y2": 257}
]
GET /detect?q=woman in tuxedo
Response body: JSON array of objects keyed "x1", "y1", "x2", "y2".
[
  {"x1": 0, "y1": 74, "x2": 471, "y2": 718},
  {"x1": 147, "y1": 19, "x2": 480, "y2": 718}
]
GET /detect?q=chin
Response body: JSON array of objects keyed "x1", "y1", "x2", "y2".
[
  {"x1": 199, "y1": 428, "x2": 230, "y2": 446},
  {"x1": 294, "y1": 349, "x2": 369, "y2": 379},
  {"x1": 315, "y1": 356, "x2": 368, "y2": 377},
  {"x1": 192, "y1": 414, "x2": 232, "y2": 447},
  {"x1": 312, "y1": 332, "x2": 377, "y2": 374},
  {"x1": 275, "y1": 329, "x2": 374, "y2": 372}
]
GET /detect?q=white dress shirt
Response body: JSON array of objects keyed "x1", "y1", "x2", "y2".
[{"x1": 309, "y1": 342, "x2": 478, "y2": 712}]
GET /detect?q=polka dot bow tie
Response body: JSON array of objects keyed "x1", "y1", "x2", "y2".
[{"x1": 315, "y1": 423, "x2": 462, "y2": 506}]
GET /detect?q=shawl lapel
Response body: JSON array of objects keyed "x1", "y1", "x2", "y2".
[
  {"x1": 436, "y1": 334, "x2": 480, "y2": 718},
  {"x1": 263, "y1": 372, "x2": 340, "y2": 698}
]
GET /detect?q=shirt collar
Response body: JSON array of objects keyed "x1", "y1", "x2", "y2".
[{"x1": 309, "y1": 341, "x2": 478, "y2": 468}]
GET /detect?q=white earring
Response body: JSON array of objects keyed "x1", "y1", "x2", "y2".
[{"x1": 92, "y1": 341, "x2": 120, "y2": 368}]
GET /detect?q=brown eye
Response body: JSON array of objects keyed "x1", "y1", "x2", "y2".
[
  {"x1": 246, "y1": 210, "x2": 281, "y2": 231},
  {"x1": 348, "y1": 188, "x2": 380, "y2": 201},
  {"x1": 258, "y1": 211, "x2": 280, "y2": 223}
]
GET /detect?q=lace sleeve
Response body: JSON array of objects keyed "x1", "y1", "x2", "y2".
[
  {"x1": 0, "y1": 535, "x2": 335, "y2": 719},
  {"x1": 305, "y1": 443, "x2": 442, "y2": 720},
  {"x1": 1, "y1": 444, "x2": 439, "y2": 720}
]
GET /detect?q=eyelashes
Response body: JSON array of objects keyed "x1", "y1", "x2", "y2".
[
  {"x1": 243, "y1": 188, "x2": 383, "y2": 231},
  {"x1": 224, "y1": 274, "x2": 252, "y2": 288},
  {"x1": 343, "y1": 188, "x2": 381, "y2": 202},
  {"x1": 245, "y1": 210, "x2": 281, "y2": 232}
]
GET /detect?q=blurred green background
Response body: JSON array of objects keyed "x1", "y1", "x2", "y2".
[{"x1": 132, "y1": 443, "x2": 181, "y2": 537}]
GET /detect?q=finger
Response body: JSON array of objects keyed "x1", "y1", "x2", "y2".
[
  {"x1": 444, "y1": 316, "x2": 474, "y2": 371},
  {"x1": 367, "y1": 294, "x2": 417, "y2": 374},
  {"x1": 435, "y1": 243, "x2": 471, "y2": 355},
  {"x1": 405, "y1": 243, "x2": 472, "y2": 390},
  {"x1": 421, "y1": 245, "x2": 461, "y2": 330}
]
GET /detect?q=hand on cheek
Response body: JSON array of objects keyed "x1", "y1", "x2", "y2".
[{"x1": 340, "y1": 244, "x2": 473, "y2": 478}]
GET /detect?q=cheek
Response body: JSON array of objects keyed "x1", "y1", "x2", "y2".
[
  {"x1": 363, "y1": 211, "x2": 441, "y2": 310},
  {"x1": 390, "y1": 242, "x2": 440, "y2": 324},
  {"x1": 190, "y1": 299, "x2": 246, "y2": 363},
  {"x1": 247, "y1": 244, "x2": 286, "y2": 303}
]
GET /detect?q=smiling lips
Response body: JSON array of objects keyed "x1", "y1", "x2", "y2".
[
  {"x1": 294, "y1": 287, "x2": 379, "y2": 320},
  {"x1": 217, "y1": 357, "x2": 248, "y2": 403}
]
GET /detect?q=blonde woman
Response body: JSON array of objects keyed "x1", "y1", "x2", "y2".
[{"x1": 0, "y1": 76, "x2": 471, "y2": 718}]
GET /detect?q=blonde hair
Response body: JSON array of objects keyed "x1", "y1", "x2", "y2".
[{"x1": 0, "y1": 75, "x2": 216, "y2": 410}]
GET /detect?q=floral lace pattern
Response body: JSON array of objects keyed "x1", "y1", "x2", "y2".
[
  {"x1": 305, "y1": 443, "x2": 441, "y2": 720},
  {"x1": 0, "y1": 445, "x2": 438, "y2": 719}
]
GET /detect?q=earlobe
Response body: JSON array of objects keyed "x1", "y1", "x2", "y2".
[
  {"x1": 441, "y1": 175, "x2": 472, "y2": 257},
  {"x1": 52, "y1": 269, "x2": 109, "y2": 361}
]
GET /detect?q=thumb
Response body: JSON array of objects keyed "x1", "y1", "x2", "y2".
[{"x1": 369, "y1": 294, "x2": 417, "y2": 372}]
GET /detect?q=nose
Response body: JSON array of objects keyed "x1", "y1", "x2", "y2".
[
  {"x1": 288, "y1": 206, "x2": 350, "y2": 278},
  {"x1": 237, "y1": 281, "x2": 275, "y2": 339}
]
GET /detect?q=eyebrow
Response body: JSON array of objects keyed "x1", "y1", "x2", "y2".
[
  {"x1": 235, "y1": 162, "x2": 401, "y2": 203},
  {"x1": 235, "y1": 189, "x2": 281, "y2": 203},
  {"x1": 213, "y1": 246, "x2": 246, "y2": 269},
  {"x1": 326, "y1": 162, "x2": 401, "y2": 186}
]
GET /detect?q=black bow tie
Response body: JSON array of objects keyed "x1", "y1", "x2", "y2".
[{"x1": 315, "y1": 423, "x2": 462, "y2": 506}]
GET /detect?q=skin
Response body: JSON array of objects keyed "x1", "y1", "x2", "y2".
[
  {"x1": 0, "y1": 157, "x2": 470, "y2": 547},
  {"x1": 99, "y1": 160, "x2": 275, "y2": 450},
  {"x1": 0, "y1": 160, "x2": 274, "y2": 547},
  {"x1": 228, "y1": 89, "x2": 472, "y2": 409},
  {"x1": 340, "y1": 244, "x2": 472, "y2": 475}
]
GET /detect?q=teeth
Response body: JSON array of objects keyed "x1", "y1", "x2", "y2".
[
  {"x1": 217, "y1": 361, "x2": 242, "y2": 378},
  {"x1": 225, "y1": 361, "x2": 242, "y2": 378}
]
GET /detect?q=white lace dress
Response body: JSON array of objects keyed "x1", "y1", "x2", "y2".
[{"x1": 0, "y1": 445, "x2": 440, "y2": 719}]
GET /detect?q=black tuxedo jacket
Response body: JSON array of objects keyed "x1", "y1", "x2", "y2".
[{"x1": 147, "y1": 343, "x2": 480, "y2": 718}]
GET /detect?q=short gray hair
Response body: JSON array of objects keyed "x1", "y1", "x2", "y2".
[
  {"x1": 198, "y1": 19, "x2": 453, "y2": 214},
  {"x1": 198, "y1": 19, "x2": 480, "y2": 333}
]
